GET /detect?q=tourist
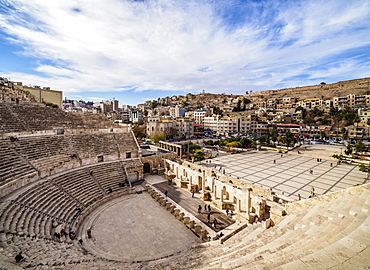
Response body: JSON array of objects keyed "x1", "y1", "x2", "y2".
[
  {"x1": 198, "y1": 205, "x2": 202, "y2": 213},
  {"x1": 207, "y1": 213, "x2": 211, "y2": 223},
  {"x1": 281, "y1": 154, "x2": 283, "y2": 157},
  {"x1": 61, "y1": 228, "x2": 68, "y2": 237},
  {"x1": 165, "y1": 190, "x2": 168, "y2": 197},
  {"x1": 226, "y1": 208, "x2": 229, "y2": 215},
  {"x1": 192, "y1": 191, "x2": 195, "y2": 198},
  {"x1": 208, "y1": 205, "x2": 211, "y2": 212},
  {"x1": 87, "y1": 228, "x2": 92, "y2": 239},
  {"x1": 78, "y1": 238, "x2": 83, "y2": 244},
  {"x1": 204, "y1": 205, "x2": 207, "y2": 211},
  {"x1": 273, "y1": 160, "x2": 276, "y2": 164},
  {"x1": 330, "y1": 163, "x2": 333, "y2": 167},
  {"x1": 75, "y1": 206, "x2": 81, "y2": 211},
  {"x1": 213, "y1": 218, "x2": 217, "y2": 228},
  {"x1": 54, "y1": 232, "x2": 60, "y2": 239},
  {"x1": 15, "y1": 251, "x2": 26, "y2": 263},
  {"x1": 310, "y1": 169, "x2": 313, "y2": 174},
  {"x1": 69, "y1": 231, "x2": 76, "y2": 240}
]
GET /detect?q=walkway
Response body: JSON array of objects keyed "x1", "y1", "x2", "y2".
[
  {"x1": 153, "y1": 179, "x2": 235, "y2": 232},
  {"x1": 200, "y1": 147, "x2": 366, "y2": 200}
]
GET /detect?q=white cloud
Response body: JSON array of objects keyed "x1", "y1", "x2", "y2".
[{"x1": 0, "y1": 0, "x2": 369, "y2": 100}]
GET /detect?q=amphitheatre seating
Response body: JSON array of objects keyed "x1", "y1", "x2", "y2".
[
  {"x1": 0, "y1": 181, "x2": 79, "y2": 238},
  {"x1": 0, "y1": 160, "x2": 133, "y2": 242},
  {"x1": 193, "y1": 184, "x2": 370, "y2": 269},
  {"x1": 89, "y1": 161, "x2": 128, "y2": 193},
  {"x1": 13, "y1": 135, "x2": 70, "y2": 160},
  {"x1": 1, "y1": 132, "x2": 139, "y2": 179},
  {"x1": 0, "y1": 102, "x2": 26, "y2": 132},
  {"x1": 52, "y1": 168, "x2": 104, "y2": 207},
  {"x1": 0, "y1": 140, "x2": 38, "y2": 185},
  {"x1": 114, "y1": 132, "x2": 138, "y2": 152},
  {"x1": 0, "y1": 232, "x2": 96, "y2": 267},
  {"x1": 0, "y1": 101, "x2": 116, "y2": 133},
  {"x1": 68, "y1": 133, "x2": 119, "y2": 158}
]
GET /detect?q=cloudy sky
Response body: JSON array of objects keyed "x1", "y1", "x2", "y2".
[{"x1": 0, "y1": 0, "x2": 369, "y2": 105}]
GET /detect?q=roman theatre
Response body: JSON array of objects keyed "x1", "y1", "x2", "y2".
[{"x1": 0, "y1": 81, "x2": 369, "y2": 269}]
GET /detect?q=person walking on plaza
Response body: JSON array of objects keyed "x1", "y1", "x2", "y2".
[
  {"x1": 208, "y1": 205, "x2": 211, "y2": 212},
  {"x1": 192, "y1": 191, "x2": 195, "y2": 198},
  {"x1": 198, "y1": 205, "x2": 202, "y2": 213},
  {"x1": 207, "y1": 213, "x2": 211, "y2": 223}
]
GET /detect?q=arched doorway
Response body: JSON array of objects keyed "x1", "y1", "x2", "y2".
[{"x1": 143, "y1": 163, "x2": 151, "y2": 174}]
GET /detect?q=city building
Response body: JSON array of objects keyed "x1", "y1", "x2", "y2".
[{"x1": 146, "y1": 117, "x2": 194, "y2": 140}]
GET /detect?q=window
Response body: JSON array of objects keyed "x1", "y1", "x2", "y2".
[{"x1": 126, "y1": 152, "x2": 131, "y2": 158}]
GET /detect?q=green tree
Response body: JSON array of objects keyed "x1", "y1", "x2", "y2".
[
  {"x1": 182, "y1": 142, "x2": 200, "y2": 151},
  {"x1": 150, "y1": 132, "x2": 166, "y2": 143},
  {"x1": 332, "y1": 154, "x2": 344, "y2": 161},
  {"x1": 151, "y1": 101, "x2": 158, "y2": 109},
  {"x1": 194, "y1": 150, "x2": 205, "y2": 161},
  {"x1": 213, "y1": 106, "x2": 223, "y2": 116},
  {"x1": 344, "y1": 144, "x2": 353, "y2": 156},
  {"x1": 132, "y1": 125, "x2": 146, "y2": 138},
  {"x1": 282, "y1": 130, "x2": 296, "y2": 147},
  {"x1": 359, "y1": 163, "x2": 370, "y2": 179},
  {"x1": 226, "y1": 141, "x2": 242, "y2": 148},
  {"x1": 259, "y1": 134, "x2": 268, "y2": 145},
  {"x1": 355, "y1": 141, "x2": 365, "y2": 153}
]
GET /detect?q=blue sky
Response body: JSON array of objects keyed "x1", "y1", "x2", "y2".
[{"x1": 0, "y1": 0, "x2": 369, "y2": 106}]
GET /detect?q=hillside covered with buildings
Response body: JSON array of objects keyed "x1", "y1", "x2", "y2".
[{"x1": 2, "y1": 76, "x2": 370, "y2": 143}]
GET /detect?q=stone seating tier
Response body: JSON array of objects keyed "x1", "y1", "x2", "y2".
[
  {"x1": 0, "y1": 140, "x2": 37, "y2": 185},
  {"x1": 0, "y1": 161, "x2": 133, "y2": 243},
  {"x1": 89, "y1": 162, "x2": 127, "y2": 193},
  {"x1": 0, "y1": 132, "x2": 139, "y2": 187},
  {"x1": 0, "y1": 101, "x2": 116, "y2": 133}
]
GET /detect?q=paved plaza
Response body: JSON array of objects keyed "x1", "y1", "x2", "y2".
[
  {"x1": 80, "y1": 192, "x2": 201, "y2": 262},
  {"x1": 202, "y1": 147, "x2": 367, "y2": 200}
]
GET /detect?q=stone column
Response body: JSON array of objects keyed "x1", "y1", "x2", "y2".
[
  {"x1": 202, "y1": 170, "x2": 206, "y2": 193},
  {"x1": 246, "y1": 188, "x2": 251, "y2": 218}
]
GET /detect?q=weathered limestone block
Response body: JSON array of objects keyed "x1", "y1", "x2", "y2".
[
  {"x1": 160, "y1": 198, "x2": 167, "y2": 206},
  {"x1": 169, "y1": 205, "x2": 175, "y2": 213},
  {"x1": 264, "y1": 218, "x2": 274, "y2": 229},
  {"x1": 165, "y1": 202, "x2": 172, "y2": 210},
  {"x1": 183, "y1": 216, "x2": 190, "y2": 225},
  {"x1": 188, "y1": 220, "x2": 195, "y2": 229},
  {"x1": 177, "y1": 212, "x2": 184, "y2": 221},
  {"x1": 174, "y1": 209, "x2": 181, "y2": 217},
  {"x1": 194, "y1": 225, "x2": 202, "y2": 236},
  {"x1": 200, "y1": 230, "x2": 208, "y2": 241}
]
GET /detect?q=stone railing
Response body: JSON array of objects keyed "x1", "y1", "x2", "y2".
[{"x1": 143, "y1": 181, "x2": 215, "y2": 241}]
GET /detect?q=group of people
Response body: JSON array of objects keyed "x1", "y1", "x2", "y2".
[{"x1": 198, "y1": 204, "x2": 211, "y2": 213}]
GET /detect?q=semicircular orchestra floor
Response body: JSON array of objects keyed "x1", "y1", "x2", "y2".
[{"x1": 79, "y1": 191, "x2": 202, "y2": 262}]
